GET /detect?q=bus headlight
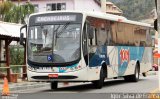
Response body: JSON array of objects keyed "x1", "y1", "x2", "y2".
[{"x1": 28, "y1": 66, "x2": 36, "y2": 72}]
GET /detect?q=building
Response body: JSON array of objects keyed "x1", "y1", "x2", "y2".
[
  {"x1": 1, "y1": 0, "x2": 123, "y2": 15},
  {"x1": 105, "y1": 2, "x2": 123, "y2": 15},
  {"x1": 94, "y1": 0, "x2": 123, "y2": 15},
  {"x1": 0, "y1": 21, "x2": 27, "y2": 82},
  {"x1": 10, "y1": 0, "x2": 102, "y2": 12},
  {"x1": 140, "y1": 8, "x2": 158, "y2": 65}
]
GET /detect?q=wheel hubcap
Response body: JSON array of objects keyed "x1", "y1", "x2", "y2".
[{"x1": 136, "y1": 68, "x2": 139, "y2": 79}]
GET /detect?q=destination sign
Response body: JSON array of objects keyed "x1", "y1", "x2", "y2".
[{"x1": 35, "y1": 15, "x2": 76, "y2": 23}]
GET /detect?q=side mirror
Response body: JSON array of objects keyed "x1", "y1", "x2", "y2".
[
  {"x1": 88, "y1": 27, "x2": 94, "y2": 39},
  {"x1": 20, "y1": 25, "x2": 27, "y2": 45},
  {"x1": 20, "y1": 33, "x2": 24, "y2": 45}
]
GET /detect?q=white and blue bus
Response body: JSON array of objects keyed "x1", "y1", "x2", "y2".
[{"x1": 20, "y1": 11, "x2": 154, "y2": 89}]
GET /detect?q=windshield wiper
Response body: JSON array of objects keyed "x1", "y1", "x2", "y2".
[
  {"x1": 52, "y1": 22, "x2": 71, "y2": 46},
  {"x1": 56, "y1": 22, "x2": 70, "y2": 38}
]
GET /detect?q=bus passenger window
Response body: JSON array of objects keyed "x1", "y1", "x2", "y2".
[
  {"x1": 89, "y1": 26, "x2": 96, "y2": 46},
  {"x1": 87, "y1": 24, "x2": 93, "y2": 45},
  {"x1": 94, "y1": 28, "x2": 98, "y2": 45}
]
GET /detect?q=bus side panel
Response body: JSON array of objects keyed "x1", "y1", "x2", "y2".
[
  {"x1": 117, "y1": 46, "x2": 144, "y2": 76},
  {"x1": 116, "y1": 46, "x2": 152, "y2": 76},
  {"x1": 87, "y1": 46, "x2": 152, "y2": 80},
  {"x1": 140, "y1": 47, "x2": 152, "y2": 73},
  {"x1": 88, "y1": 45, "x2": 108, "y2": 80},
  {"x1": 107, "y1": 46, "x2": 119, "y2": 78},
  {"x1": 87, "y1": 66, "x2": 101, "y2": 81},
  {"x1": 81, "y1": 54, "x2": 101, "y2": 81}
]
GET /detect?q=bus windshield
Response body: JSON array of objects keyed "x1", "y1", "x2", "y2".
[{"x1": 28, "y1": 23, "x2": 81, "y2": 64}]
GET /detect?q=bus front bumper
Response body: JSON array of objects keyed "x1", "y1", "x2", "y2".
[{"x1": 27, "y1": 67, "x2": 89, "y2": 82}]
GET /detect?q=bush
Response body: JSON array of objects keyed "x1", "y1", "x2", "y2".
[{"x1": 10, "y1": 45, "x2": 24, "y2": 73}]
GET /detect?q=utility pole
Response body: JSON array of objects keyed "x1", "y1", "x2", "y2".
[{"x1": 156, "y1": 0, "x2": 160, "y2": 90}]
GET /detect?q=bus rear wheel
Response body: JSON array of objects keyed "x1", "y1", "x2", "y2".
[
  {"x1": 132, "y1": 64, "x2": 140, "y2": 82},
  {"x1": 51, "y1": 81, "x2": 58, "y2": 90},
  {"x1": 124, "y1": 64, "x2": 139, "y2": 82},
  {"x1": 92, "y1": 68, "x2": 105, "y2": 89}
]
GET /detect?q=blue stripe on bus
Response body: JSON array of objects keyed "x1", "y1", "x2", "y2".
[{"x1": 89, "y1": 45, "x2": 109, "y2": 67}]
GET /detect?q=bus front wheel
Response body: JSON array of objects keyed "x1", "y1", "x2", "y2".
[
  {"x1": 92, "y1": 68, "x2": 105, "y2": 89},
  {"x1": 51, "y1": 81, "x2": 58, "y2": 90}
]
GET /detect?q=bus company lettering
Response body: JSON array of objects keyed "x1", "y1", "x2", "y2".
[
  {"x1": 36, "y1": 15, "x2": 76, "y2": 23},
  {"x1": 120, "y1": 49, "x2": 130, "y2": 65}
]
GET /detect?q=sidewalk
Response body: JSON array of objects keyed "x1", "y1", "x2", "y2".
[
  {"x1": 0, "y1": 80, "x2": 83, "y2": 93},
  {"x1": 0, "y1": 81, "x2": 50, "y2": 93},
  {"x1": 146, "y1": 71, "x2": 158, "y2": 75}
]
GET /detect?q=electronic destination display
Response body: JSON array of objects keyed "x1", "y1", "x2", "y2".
[
  {"x1": 29, "y1": 13, "x2": 83, "y2": 26},
  {"x1": 35, "y1": 15, "x2": 76, "y2": 23}
]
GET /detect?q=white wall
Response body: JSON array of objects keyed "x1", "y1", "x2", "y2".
[
  {"x1": 13, "y1": 0, "x2": 101, "y2": 12},
  {"x1": 74, "y1": 0, "x2": 102, "y2": 12},
  {"x1": 14, "y1": 0, "x2": 74, "y2": 12}
]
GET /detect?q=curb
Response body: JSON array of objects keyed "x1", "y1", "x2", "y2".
[
  {"x1": 0, "y1": 82, "x2": 50, "y2": 92},
  {"x1": 146, "y1": 71, "x2": 158, "y2": 75}
]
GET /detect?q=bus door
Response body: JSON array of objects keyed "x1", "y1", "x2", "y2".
[{"x1": 82, "y1": 23, "x2": 89, "y2": 66}]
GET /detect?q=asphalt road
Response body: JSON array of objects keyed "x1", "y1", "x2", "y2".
[
  {"x1": 3, "y1": 74, "x2": 159, "y2": 99},
  {"x1": 18, "y1": 74, "x2": 158, "y2": 93}
]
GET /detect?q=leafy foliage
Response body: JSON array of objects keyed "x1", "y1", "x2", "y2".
[
  {"x1": 0, "y1": 1, "x2": 14, "y2": 20},
  {"x1": 107, "y1": 0, "x2": 156, "y2": 21},
  {"x1": 0, "y1": 1, "x2": 34, "y2": 23},
  {"x1": 10, "y1": 46, "x2": 24, "y2": 73},
  {"x1": 10, "y1": 46, "x2": 24, "y2": 65}
]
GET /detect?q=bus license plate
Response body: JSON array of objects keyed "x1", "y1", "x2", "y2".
[{"x1": 48, "y1": 74, "x2": 58, "y2": 78}]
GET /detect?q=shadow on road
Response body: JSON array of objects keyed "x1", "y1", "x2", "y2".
[{"x1": 41, "y1": 78, "x2": 146, "y2": 93}]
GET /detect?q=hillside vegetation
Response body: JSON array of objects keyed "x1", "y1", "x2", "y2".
[{"x1": 107, "y1": 0, "x2": 156, "y2": 21}]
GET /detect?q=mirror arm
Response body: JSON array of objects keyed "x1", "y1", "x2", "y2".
[
  {"x1": 20, "y1": 24, "x2": 27, "y2": 45},
  {"x1": 20, "y1": 24, "x2": 27, "y2": 32}
]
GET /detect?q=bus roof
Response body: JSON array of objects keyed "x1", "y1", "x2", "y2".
[{"x1": 30, "y1": 11, "x2": 153, "y2": 28}]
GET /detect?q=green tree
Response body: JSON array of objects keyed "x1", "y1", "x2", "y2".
[
  {"x1": 0, "y1": 1, "x2": 14, "y2": 21},
  {"x1": 1, "y1": 1, "x2": 34, "y2": 23},
  {"x1": 20, "y1": 2, "x2": 35, "y2": 23},
  {"x1": 107, "y1": 0, "x2": 155, "y2": 21}
]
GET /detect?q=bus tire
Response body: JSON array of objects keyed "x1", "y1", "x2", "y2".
[
  {"x1": 92, "y1": 67, "x2": 105, "y2": 89},
  {"x1": 51, "y1": 81, "x2": 58, "y2": 90},
  {"x1": 132, "y1": 64, "x2": 140, "y2": 82},
  {"x1": 124, "y1": 64, "x2": 140, "y2": 82},
  {"x1": 124, "y1": 76, "x2": 130, "y2": 81}
]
